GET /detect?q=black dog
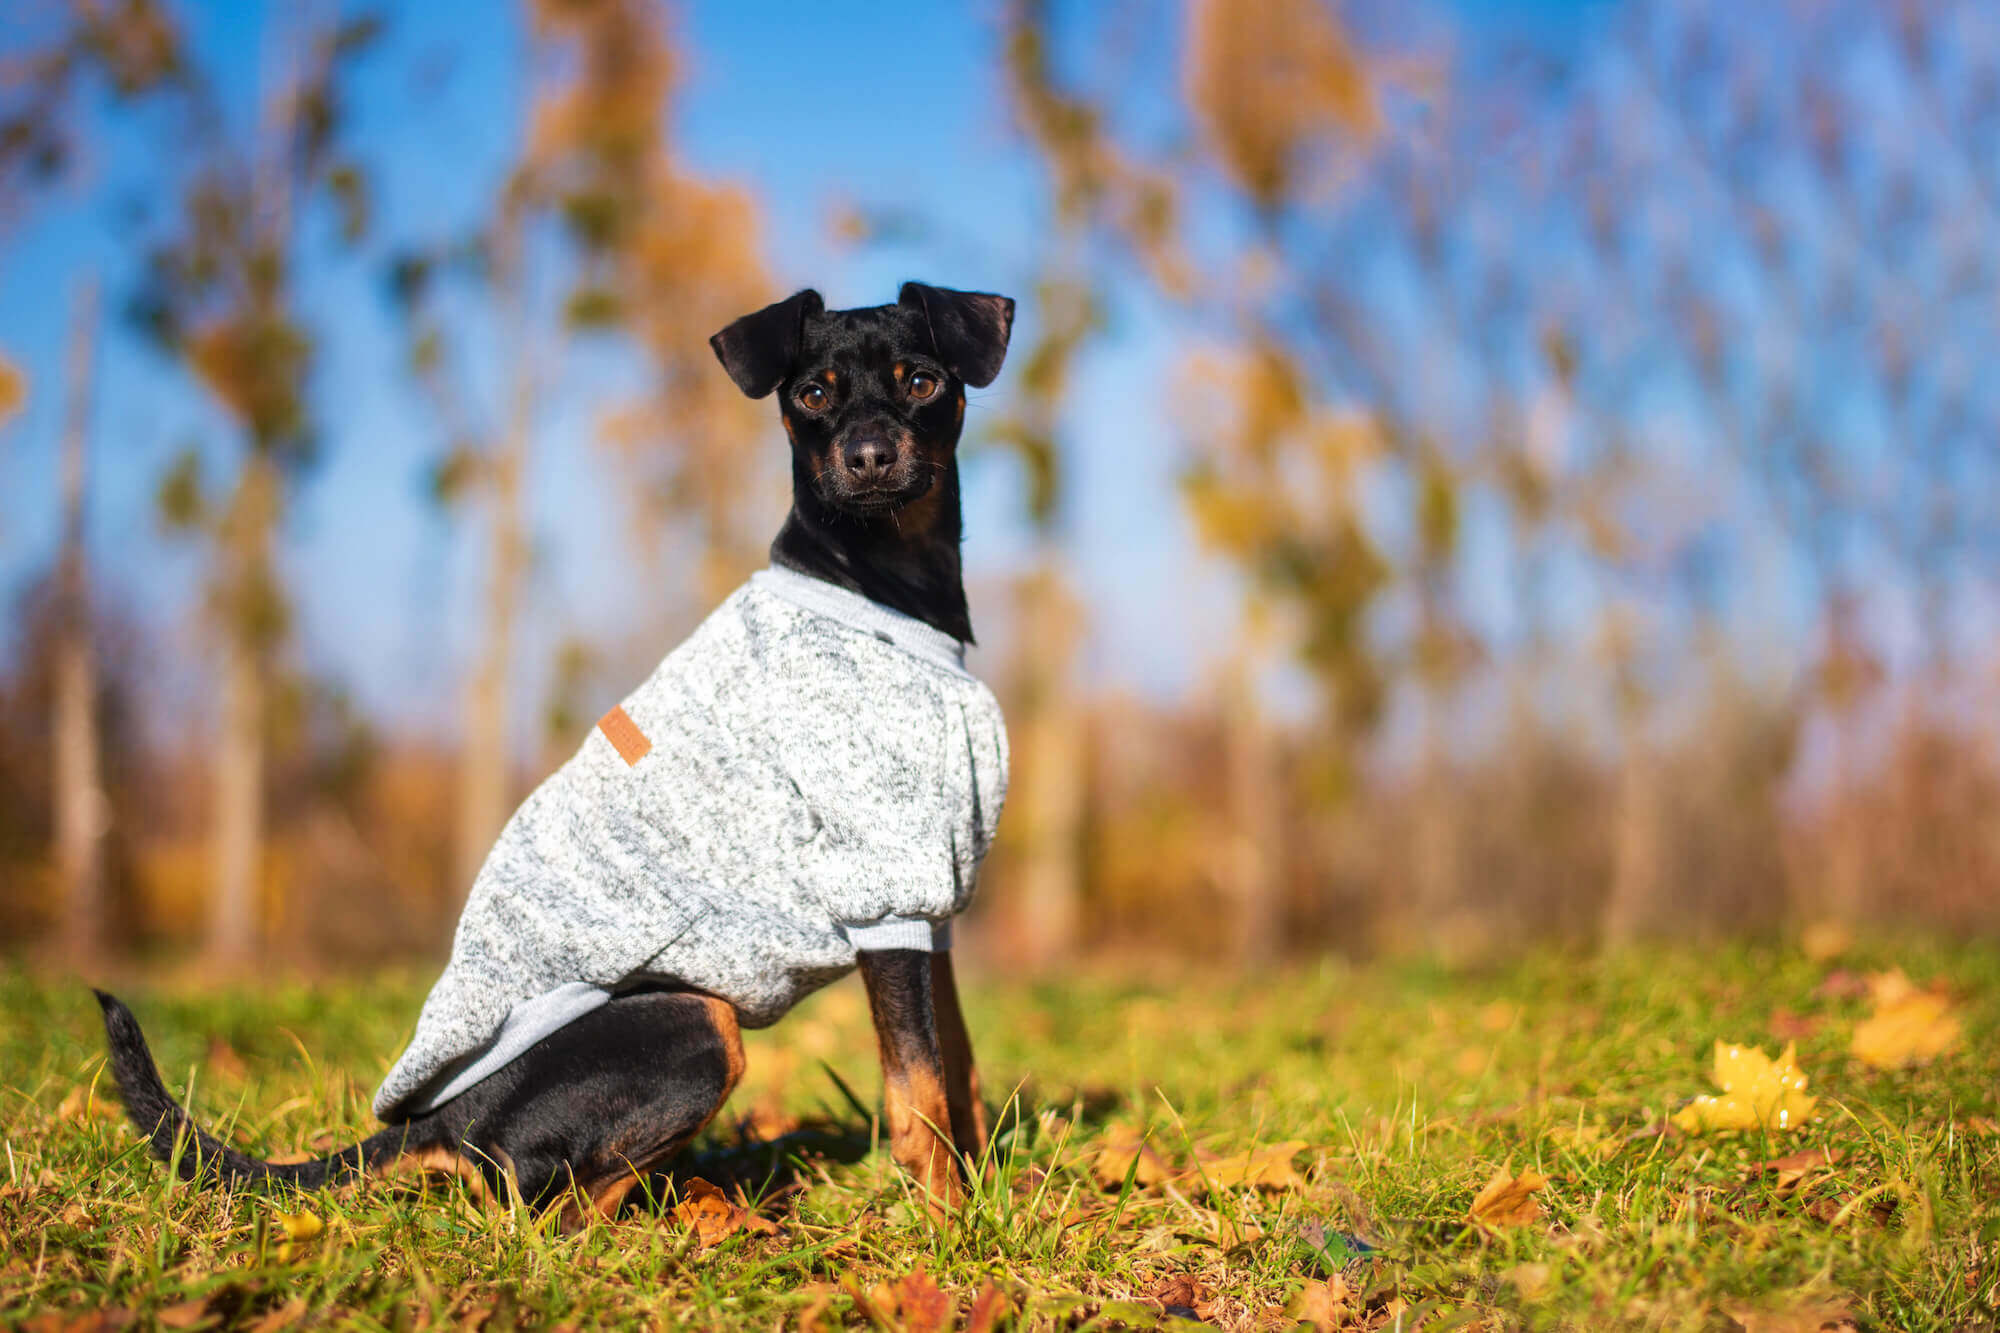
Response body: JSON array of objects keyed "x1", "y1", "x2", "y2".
[{"x1": 96, "y1": 281, "x2": 1014, "y2": 1224}]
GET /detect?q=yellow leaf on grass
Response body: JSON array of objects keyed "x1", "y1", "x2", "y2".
[
  {"x1": 278, "y1": 1210, "x2": 323, "y2": 1242},
  {"x1": 1197, "y1": 1139, "x2": 1308, "y2": 1191},
  {"x1": 1671, "y1": 1041, "x2": 1815, "y2": 1134},
  {"x1": 1851, "y1": 979, "x2": 1961, "y2": 1070},
  {"x1": 1468, "y1": 1165, "x2": 1546, "y2": 1229},
  {"x1": 274, "y1": 1207, "x2": 324, "y2": 1261},
  {"x1": 1091, "y1": 1124, "x2": 1170, "y2": 1190}
]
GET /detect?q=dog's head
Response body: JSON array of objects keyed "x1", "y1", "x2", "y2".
[{"x1": 710, "y1": 283, "x2": 1014, "y2": 518}]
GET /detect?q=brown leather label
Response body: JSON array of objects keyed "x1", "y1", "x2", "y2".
[{"x1": 598, "y1": 705, "x2": 652, "y2": 766}]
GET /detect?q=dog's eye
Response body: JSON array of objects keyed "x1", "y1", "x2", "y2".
[
  {"x1": 907, "y1": 371, "x2": 940, "y2": 401},
  {"x1": 797, "y1": 383, "x2": 829, "y2": 412}
]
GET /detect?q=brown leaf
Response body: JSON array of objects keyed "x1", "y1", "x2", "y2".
[
  {"x1": 1963, "y1": 1116, "x2": 2000, "y2": 1137},
  {"x1": 794, "y1": 1285, "x2": 838, "y2": 1333},
  {"x1": 21, "y1": 1311, "x2": 135, "y2": 1333},
  {"x1": 883, "y1": 1267, "x2": 952, "y2": 1333},
  {"x1": 1814, "y1": 969, "x2": 1868, "y2": 1001},
  {"x1": 1767, "y1": 1008, "x2": 1822, "y2": 1042},
  {"x1": 206, "y1": 1037, "x2": 250, "y2": 1081},
  {"x1": 1722, "y1": 1302, "x2": 1862, "y2": 1332},
  {"x1": 963, "y1": 1281, "x2": 1009, "y2": 1333},
  {"x1": 1149, "y1": 1274, "x2": 1214, "y2": 1320},
  {"x1": 1283, "y1": 1275, "x2": 1354, "y2": 1330},
  {"x1": 155, "y1": 1300, "x2": 212, "y2": 1330},
  {"x1": 1749, "y1": 1147, "x2": 1845, "y2": 1193},
  {"x1": 245, "y1": 1299, "x2": 308, "y2": 1333},
  {"x1": 1092, "y1": 1124, "x2": 1170, "y2": 1190},
  {"x1": 1193, "y1": 1139, "x2": 1307, "y2": 1191},
  {"x1": 670, "y1": 1177, "x2": 780, "y2": 1247},
  {"x1": 1468, "y1": 1165, "x2": 1546, "y2": 1230}
]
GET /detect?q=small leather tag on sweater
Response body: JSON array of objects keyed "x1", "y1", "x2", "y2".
[{"x1": 598, "y1": 705, "x2": 652, "y2": 766}]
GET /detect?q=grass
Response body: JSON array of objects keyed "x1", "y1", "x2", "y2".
[{"x1": 2, "y1": 941, "x2": 1997, "y2": 1331}]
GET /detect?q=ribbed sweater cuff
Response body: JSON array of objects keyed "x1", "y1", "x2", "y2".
[{"x1": 843, "y1": 915, "x2": 952, "y2": 952}]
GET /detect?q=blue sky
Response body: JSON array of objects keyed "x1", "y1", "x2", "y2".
[{"x1": 0, "y1": 0, "x2": 1623, "y2": 749}]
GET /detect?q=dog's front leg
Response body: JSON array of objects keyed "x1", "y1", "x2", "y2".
[
  {"x1": 931, "y1": 950, "x2": 988, "y2": 1162},
  {"x1": 858, "y1": 949, "x2": 961, "y2": 1216}
]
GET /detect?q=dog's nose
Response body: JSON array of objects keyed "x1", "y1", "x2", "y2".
[{"x1": 842, "y1": 431, "x2": 895, "y2": 483}]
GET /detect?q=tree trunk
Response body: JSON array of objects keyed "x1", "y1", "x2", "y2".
[
  {"x1": 1601, "y1": 729, "x2": 1660, "y2": 948},
  {"x1": 454, "y1": 208, "x2": 534, "y2": 898},
  {"x1": 209, "y1": 628, "x2": 264, "y2": 966},
  {"x1": 1221, "y1": 657, "x2": 1283, "y2": 963},
  {"x1": 1409, "y1": 694, "x2": 1465, "y2": 955},
  {"x1": 1010, "y1": 563, "x2": 1084, "y2": 968},
  {"x1": 207, "y1": 457, "x2": 278, "y2": 968},
  {"x1": 55, "y1": 275, "x2": 106, "y2": 962}
]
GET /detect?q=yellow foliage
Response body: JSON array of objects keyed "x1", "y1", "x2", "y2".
[
  {"x1": 1672, "y1": 1041, "x2": 1816, "y2": 1134},
  {"x1": 1851, "y1": 973, "x2": 1961, "y2": 1070},
  {"x1": 1184, "y1": 0, "x2": 1378, "y2": 207},
  {"x1": 0, "y1": 352, "x2": 25, "y2": 427}
]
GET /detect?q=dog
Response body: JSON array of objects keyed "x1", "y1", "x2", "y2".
[{"x1": 94, "y1": 282, "x2": 1015, "y2": 1226}]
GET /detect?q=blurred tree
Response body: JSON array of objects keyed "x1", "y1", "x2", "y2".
[
  {"x1": 985, "y1": 272, "x2": 1100, "y2": 965},
  {"x1": 1006, "y1": 0, "x2": 2000, "y2": 950},
  {"x1": 527, "y1": 0, "x2": 776, "y2": 609},
  {"x1": 390, "y1": 0, "x2": 777, "y2": 900},
  {"x1": 53, "y1": 274, "x2": 108, "y2": 960},
  {"x1": 128, "y1": 9, "x2": 380, "y2": 967},
  {"x1": 2, "y1": 0, "x2": 190, "y2": 957}
]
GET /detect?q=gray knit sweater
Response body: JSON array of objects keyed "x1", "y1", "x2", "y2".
[{"x1": 373, "y1": 567, "x2": 1008, "y2": 1121}]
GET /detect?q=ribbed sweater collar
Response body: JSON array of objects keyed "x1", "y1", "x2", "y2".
[{"x1": 750, "y1": 565, "x2": 970, "y2": 674}]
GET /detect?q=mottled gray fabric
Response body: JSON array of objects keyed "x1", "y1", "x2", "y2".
[{"x1": 372, "y1": 566, "x2": 1007, "y2": 1121}]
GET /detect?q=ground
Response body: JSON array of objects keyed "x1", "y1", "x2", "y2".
[{"x1": 1, "y1": 941, "x2": 1996, "y2": 1331}]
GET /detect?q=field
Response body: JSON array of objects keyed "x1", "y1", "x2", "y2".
[{"x1": 1, "y1": 942, "x2": 1996, "y2": 1331}]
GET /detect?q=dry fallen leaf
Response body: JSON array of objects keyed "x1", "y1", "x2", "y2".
[
  {"x1": 1283, "y1": 1274, "x2": 1354, "y2": 1330},
  {"x1": 20, "y1": 1311, "x2": 137, "y2": 1333},
  {"x1": 1195, "y1": 1139, "x2": 1307, "y2": 1191},
  {"x1": 1851, "y1": 974, "x2": 1961, "y2": 1070},
  {"x1": 883, "y1": 1267, "x2": 952, "y2": 1333},
  {"x1": 1092, "y1": 1124, "x2": 1170, "y2": 1190},
  {"x1": 244, "y1": 1298, "x2": 308, "y2": 1333},
  {"x1": 1749, "y1": 1148, "x2": 1845, "y2": 1194},
  {"x1": 963, "y1": 1280, "x2": 1010, "y2": 1333},
  {"x1": 1672, "y1": 1041, "x2": 1816, "y2": 1134},
  {"x1": 154, "y1": 1300, "x2": 210, "y2": 1330},
  {"x1": 1768, "y1": 1008, "x2": 1823, "y2": 1042},
  {"x1": 671, "y1": 1178, "x2": 781, "y2": 1247},
  {"x1": 206, "y1": 1038, "x2": 250, "y2": 1081},
  {"x1": 1468, "y1": 1165, "x2": 1547, "y2": 1230},
  {"x1": 1149, "y1": 1273, "x2": 1215, "y2": 1321},
  {"x1": 1722, "y1": 1301, "x2": 1862, "y2": 1332}
]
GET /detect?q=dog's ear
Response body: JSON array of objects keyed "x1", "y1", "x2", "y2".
[
  {"x1": 709, "y1": 289, "x2": 824, "y2": 398},
  {"x1": 899, "y1": 282, "x2": 1015, "y2": 388}
]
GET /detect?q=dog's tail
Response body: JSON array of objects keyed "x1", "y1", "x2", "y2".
[{"x1": 94, "y1": 989, "x2": 423, "y2": 1191}]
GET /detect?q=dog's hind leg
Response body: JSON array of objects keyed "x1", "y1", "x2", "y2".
[{"x1": 427, "y1": 989, "x2": 744, "y2": 1225}]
